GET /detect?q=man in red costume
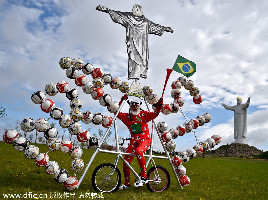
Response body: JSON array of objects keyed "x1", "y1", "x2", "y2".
[{"x1": 117, "y1": 94, "x2": 163, "y2": 189}]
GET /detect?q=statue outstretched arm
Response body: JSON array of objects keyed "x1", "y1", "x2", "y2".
[
  {"x1": 164, "y1": 27, "x2": 174, "y2": 33},
  {"x1": 243, "y1": 97, "x2": 250, "y2": 109},
  {"x1": 96, "y1": 5, "x2": 110, "y2": 13},
  {"x1": 221, "y1": 103, "x2": 235, "y2": 111}
]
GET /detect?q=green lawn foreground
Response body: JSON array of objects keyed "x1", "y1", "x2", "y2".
[{"x1": 0, "y1": 141, "x2": 267, "y2": 200}]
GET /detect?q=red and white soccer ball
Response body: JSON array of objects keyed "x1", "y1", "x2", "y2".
[
  {"x1": 102, "y1": 116, "x2": 113, "y2": 128},
  {"x1": 71, "y1": 158, "x2": 84, "y2": 172},
  {"x1": 35, "y1": 153, "x2": 49, "y2": 167},
  {"x1": 64, "y1": 176, "x2": 78, "y2": 191},
  {"x1": 176, "y1": 125, "x2": 186, "y2": 136},
  {"x1": 45, "y1": 161, "x2": 60, "y2": 175},
  {"x1": 81, "y1": 111, "x2": 93, "y2": 124},
  {"x1": 174, "y1": 97, "x2": 184, "y2": 107},
  {"x1": 91, "y1": 88, "x2": 104, "y2": 100},
  {"x1": 110, "y1": 77, "x2": 121, "y2": 89},
  {"x1": 35, "y1": 118, "x2": 50, "y2": 132},
  {"x1": 172, "y1": 155, "x2": 182, "y2": 167},
  {"x1": 146, "y1": 94, "x2": 158, "y2": 105},
  {"x1": 92, "y1": 68, "x2": 104, "y2": 79},
  {"x1": 75, "y1": 74, "x2": 87, "y2": 87},
  {"x1": 107, "y1": 101, "x2": 119, "y2": 113},
  {"x1": 171, "y1": 80, "x2": 182, "y2": 90},
  {"x1": 211, "y1": 135, "x2": 221, "y2": 145},
  {"x1": 41, "y1": 99, "x2": 55, "y2": 113},
  {"x1": 61, "y1": 140, "x2": 73, "y2": 153},
  {"x1": 186, "y1": 148, "x2": 196, "y2": 159},
  {"x1": 193, "y1": 144, "x2": 203, "y2": 154},
  {"x1": 169, "y1": 128, "x2": 179, "y2": 139},
  {"x1": 161, "y1": 131, "x2": 172, "y2": 143},
  {"x1": 161, "y1": 104, "x2": 172, "y2": 115},
  {"x1": 56, "y1": 80, "x2": 70, "y2": 93},
  {"x1": 179, "y1": 175, "x2": 190, "y2": 186},
  {"x1": 193, "y1": 94, "x2": 202, "y2": 104},
  {"x1": 77, "y1": 130, "x2": 90, "y2": 143},
  {"x1": 176, "y1": 165, "x2": 186, "y2": 177},
  {"x1": 70, "y1": 147, "x2": 83, "y2": 159},
  {"x1": 59, "y1": 115, "x2": 73, "y2": 128},
  {"x1": 171, "y1": 89, "x2": 181, "y2": 99},
  {"x1": 3, "y1": 129, "x2": 19, "y2": 144},
  {"x1": 189, "y1": 119, "x2": 199, "y2": 129},
  {"x1": 157, "y1": 122, "x2": 168, "y2": 133},
  {"x1": 82, "y1": 63, "x2": 94, "y2": 75},
  {"x1": 31, "y1": 91, "x2": 46, "y2": 104}
]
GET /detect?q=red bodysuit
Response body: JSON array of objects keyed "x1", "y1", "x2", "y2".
[{"x1": 117, "y1": 107, "x2": 161, "y2": 185}]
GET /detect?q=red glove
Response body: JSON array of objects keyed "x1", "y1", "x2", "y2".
[{"x1": 121, "y1": 94, "x2": 128, "y2": 102}]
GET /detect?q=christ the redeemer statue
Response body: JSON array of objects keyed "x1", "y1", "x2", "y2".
[
  {"x1": 96, "y1": 5, "x2": 173, "y2": 80},
  {"x1": 221, "y1": 97, "x2": 250, "y2": 144}
]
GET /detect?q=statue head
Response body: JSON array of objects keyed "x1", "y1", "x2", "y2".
[
  {"x1": 132, "y1": 4, "x2": 143, "y2": 16},
  {"x1": 237, "y1": 97, "x2": 242, "y2": 105}
]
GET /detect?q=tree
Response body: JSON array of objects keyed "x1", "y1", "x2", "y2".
[
  {"x1": 0, "y1": 107, "x2": 7, "y2": 118},
  {"x1": 97, "y1": 129, "x2": 112, "y2": 146}
]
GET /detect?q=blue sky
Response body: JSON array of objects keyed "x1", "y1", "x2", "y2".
[{"x1": 0, "y1": 0, "x2": 268, "y2": 152}]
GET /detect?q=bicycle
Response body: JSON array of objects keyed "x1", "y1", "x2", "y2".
[{"x1": 91, "y1": 137, "x2": 171, "y2": 193}]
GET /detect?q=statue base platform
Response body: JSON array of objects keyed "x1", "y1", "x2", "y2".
[{"x1": 233, "y1": 137, "x2": 246, "y2": 144}]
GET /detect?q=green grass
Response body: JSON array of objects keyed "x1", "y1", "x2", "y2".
[{"x1": 0, "y1": 141, "x2": 267, "y2": 200}]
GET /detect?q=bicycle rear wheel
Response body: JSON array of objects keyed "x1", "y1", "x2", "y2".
[
  {"x1": 146, "y1": 165, "x2": 170, "y2": 192},
  {"x1": 92, "y1": 163, "x2": 121, "y2": 193}
]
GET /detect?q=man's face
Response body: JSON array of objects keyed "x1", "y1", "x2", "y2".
[
  {"x1": 132, "y1": 5, "x2": 143, "y2": 16},
  {"x1": 129, "y1": 104, "x2": 140, "y2": 115}
]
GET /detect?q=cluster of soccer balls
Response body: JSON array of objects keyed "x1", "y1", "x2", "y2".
[{"x1": 3, "y1": 128, "x2": 86, "y2": 190}]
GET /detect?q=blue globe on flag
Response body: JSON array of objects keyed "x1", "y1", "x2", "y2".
[{"x1": 182, "y1": 64, "x2": 191, "y2": 72}]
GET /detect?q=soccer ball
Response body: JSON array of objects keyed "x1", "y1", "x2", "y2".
[
  {"x1": 64, "y1": 176, "x2": 78, "y2": 191},
  {"x1": 102, "y1": 73, "x2": 112, "y2": 84},
  {"x1": 31, "y1": 91, "x2": 46, "y2": 104},
  {"x1": 44, "y1": 127, "x2": 58, "y2": 139},
  {"x1": 59, "y1": 57, "x2": 72, "y2": 69},
  {"x1": 193, "y1": 144, "x2": 203, "y2": 154},
  {"x1": 77, "y1": 131, "x2": 90, "y2": 142},
  {"x1": 99, "y1": 94, "x2": 112, "y2": 106},
  {"x1": 184, "y1": 80, "x2": 194, "y2": 90},
  {"x1": 179, "y1": 152, "x2": 189, "y2": 163},
  {"x1": 20, "y1": 118, "x2": 35, "y2": 132},
  {"x1": 81, "y1": 111, "x2": 93, "y2": 124},
  {"x1": 202, "y1": 113, "x2": 212, "y2": 123},
  {"x1": 45, "y1": 161, "x2": 59, "y2": 175},
  {"x1": 70, "y1": 109, "x2": 83, "y2": 122},
  {"x1": 82, "y1": 81, "x2": 94, "y2": 94},
  {"x1": 189, "y1": 87, "x2": 200, "y2": 96},
  {"x1": 92, "y1": 68, "x2": 104, "y2": 79},
  {"x1": 68, "y1": 122, "x2": 82, "y2": 135},
  {"x1": 71, "y1": 158, "x2": 84, "y2": 172},
  {"x1": 70, "y1": 146, "x2": 83, "y2": 159},
  {"x1": 66, "y1": 88, "x2": 79, "y2": 100},
  {"x1": 50, "y1": 107, "x2": 64, "y2": 120},
  {"x1": 75, "y1": 74, "x2": 87, "y2": 87},
  {"x1": 47, "y1": 138, "x2": 61, "y2": 151},
  {"x1": 202, "y1": 141, "x2": 210, "y2": 150},
  {"x1": 193, "y1": 94, "x2": 202, "y2": 104},
  {"x1": 92, "y1": 78, "x2": 104, "y2": 88},
  {"x1": 146, "y1": 94, "x2": 158, "y2": 105},
  {"x1": 171, "y1": 80, "x2": 182, "y2": 89},
  {"x1": 82, "y1": 63, "x2": 94, "y2": 75},
  {"x1": 157, "y1": 122, "x2": 168, "y2": 133},
  {"x1": 72, "y1": 58, "x2": 84, "y2": 69},
  {"x1": 45, "y1": 83, "x2": 58, "y2": 96},
  {"x1": 176, "y1": 165, "x2": 186, "y2": 177},
  {"x1": 189, "y1": 119, "x2": 199, "y2": 129},
  {"x1": 185, "y1": 123, "x2": 193, "y2": 133},
  {"x1": 25, "y1": 145, "x2": 39, "y2": 159},
  {"x1": 186, "y1": 148, "x2": 196, "y2": 159},
  {"x1": 102, "y1": 116, "x2": 113, "y2": 128},
  {"x1": 169, "y1": 128, "x2": 179, "y2": 139},
  {"x1": 70, "y1": 98, "x2": 83, "y2": 110},
  {"x1": 91, "y1": 88, "x2": 104, "y2": 100},
  {"x1": 170, "y1": 103, "x2": 180, "y2": 113},
  {"x1": 110, "y1": 77, "x2": 121, "y2": 89},
  {"x1": 87, "y1": 136, "x2": 98, "y2": 147},
  {"x1": 66, "y1": 66, "x2": 79, "y2": 79},
  {"x1": 61, "y1": 140, "x2": 73, "y2": 153},
  {"x1": 196, "y1": 115, "x2": 206, "y2": 126},
  {"x1": 56, "y1": 80, "x2": 70, "y2": 93},
  {"x1": 161, "y1": 131, "x2": 172, "y2": 143},
  {"x1": 161, "y1": 104, "x2": 172, "y2": 115},
  {"x1": 176, "y1": 125, "x2": 186, "y2": 136},
  {"x1": 142, "y1": 86, "x2": 153, "y2": 96},
  {"x1": 3, "y1": 129, "x2": 19, "y2": 144},
  {"x1": 211, "y1": 135, "x2": 221, "y2": 145},
  {"x1": 92, "y1": 113, "x2": 103, "y2": 125},
  {"x1": 35, "y1": 118, "x2": 50, "y2": 132},
  {"x1": 119, "y1": 81, "x2": 130, "y2": 93},
  {"x1": 59, "y1": 115, "x2": 73, "y2": 128},
  {"x1": 172, "y1": 155, "x2": 182, "y2": 167},
  {"x1": 178, "y1": 76, "x2": 187, "y2": 86},
  {"x1": 206, "y1": 138, "x2": 216, "y2": 149},
  {"x1": 174, "y1": 97, "x2": 184, "y2": 107},
  {"x1": 179, "y1": 175, "x2": 190, "y2": 186},
  {"x1": 41, "y1": 99, "x2": 55, "y2": 113},
  {"x1": 107, "y1": 101, "x2": 119, "y2": 113},
  {"x1": 166, "y1": 140, "x2": 176, "y2": 152},
  {"x1": 35, "y1": 153, "x2": 49, "y2": 167},
  {"x1": 54, "y1": 168, "x2": 69, "y2": 183},
  {"x1": 171, "y1": 89, "x2": 181, "y2": 99}
]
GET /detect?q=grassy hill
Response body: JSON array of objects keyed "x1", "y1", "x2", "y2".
[{"x1": 0, "y1": 141, "x2": 267, "y2": 200}]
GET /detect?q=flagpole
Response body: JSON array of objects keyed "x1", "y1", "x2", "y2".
[{"x1": 161, "y1": 69, "x2": 173, "y2": 98}]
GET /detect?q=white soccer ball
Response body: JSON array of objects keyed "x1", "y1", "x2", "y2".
[
  {"x1": 71, "y1": 158, "x2": 84, "y2": 172},
  {"x1": 47, "y1": 138, "x2": 61, "y2": 151},
  {"x1": 59, "y1": 115, "x2": 73, "y2": 128},
  {"x1": 50, "y1": 107, "x2": 64, "y2": 120},
  {"x1": 171, "y1": 89, "x2": 181, "y2": 99},
  {"x1": 206, "y1": 138, "x2": 216, "y2": 149},
  {"x1": 20, "y1": 118, "x2": 35, "y2": 132},
  {"x1": 110, "y1": 77, "x2": 121, "y2": 89},
  {"x1": 102, "y1": 73, "x2": 112, "y2": 84},
  {"x1": 202, "y1": 113, "x2": 212, "y2": 123},
  {"x1": 99, "y1": 94, "x2": 112, "y2": 106},
  {"x1": 169, "y1": 128, "x2": 179, "y2": 139},
  {"x1": 59, "y1": 57, "x2": 72, "y2": 69},
  {"x1": 66, "y1": 66, "x2": 80, "y2": 79},
  {"x1": 184, "y1": 80, "x2": 194, "y2": 90},
  {"x1": 66, "y1": 88, "x2": 79, "y2": 100},
  {"x1": 176, "y1": 165, "x2": 186, "y2": 177},
  {"x1": 82, "y1": 81, "x2": 94, "y2": 94},
  {"x1": 157, "y1": 122, "x2": 168, "y2": 133},
  {"x1": 92, "y1": 113, "x2": 103, "y2": 125},
  {"x1": 82, "y1": 63, "x2": 94, "y2": 75},
  {"x1": 72, "y1": 57, "x2": 84, "y2": 69},
  {"x1": 107, "y1": 101, "x2": 119, "y2": 113},
  {"x1": 93, "y1": 78, "x2": 104, "y2": 88},
  {"x1": 119, "y1": 81, "x2": 130, "y2": 93},
  {"x1": 189, "y1": 87, "x2": 200, "y2": 96},
  {"x1": 170, "y1": 103, "x2": 180, "y2": 113},
  {"x1": 54, "y1": 168, "x2": 69, "y2": 183},
  {"x1": 202, "y1": 141, "x2": 210, "y2": 150},
  {"x1": 70, "y1": 146, "x2": 83, "y2": 159},
  {"x1": 146, "y1": 94, "x2": 158, "y2": 105},
  {"x1": 70, "y1": 109, "x2": 83, "y2": 122},
  {"x1": 196, "y1": 115, "x2": 206, "y2": 126},
  {"x1": 44, "y1": 127, "x2": 58, "y2": 139},
  {"x1": 179, "y1": 152, "x2": 190, "y2": 163},
  {"x1": 68, "y1": 122, "x2": 82, "y2": 135},
  {"x1": 45, "y1": 161, "x2": 60, "y2": 175},
  {"x1": 166, "y1": 140, "x2": 176, "y2": 152},
  {"x1": 45, "y1": 83, "x2": 58, "y2": 96},
  {"x1": 81, "y1": 111, "x2": 93, "y2": 124},
  {"x1": 31, "y1": 91, "x2": 46, "y2": 104},
  {"x1": 25, "y1": 145, "x2": 39, "y2": 159},
  {"x1": 70, "y1": 98, "x2": 83, "y2": 110},
  {"x1": 178, "y1": 76, "x2": 187, "y2": 86},
  {"x1": 186, "y1": 148, "x2": 196, "y2": 159},
  {"x1": 142, "y1": 86, "x2": 153, "y2": 96},
  {"x1": 35, "y1": 118, "x2": 50, "y2": 132}
]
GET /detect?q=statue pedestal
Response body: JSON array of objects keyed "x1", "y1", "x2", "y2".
[{"x1": 233, "y1": 137, "x2": 246, "y2": 144}]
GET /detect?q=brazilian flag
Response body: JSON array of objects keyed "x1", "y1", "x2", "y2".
[{"x1": 172, "y1": 54, "x2": 196, "y2": 77}]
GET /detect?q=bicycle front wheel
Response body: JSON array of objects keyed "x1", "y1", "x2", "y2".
[
  {"x1": 92, "y1": 163, "x2": 121, "y2": 193},
  {"x1": 146, "y1": 165, "x2": 170, "y2": 192}
]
